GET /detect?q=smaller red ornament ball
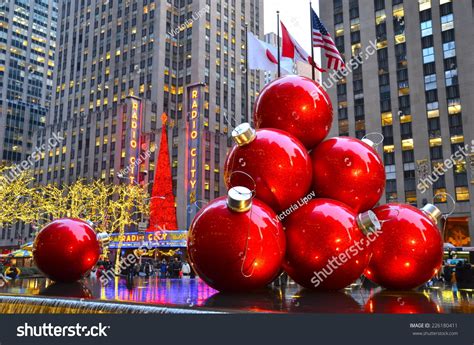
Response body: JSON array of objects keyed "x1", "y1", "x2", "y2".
[
  {"x1": 188, "y1": 187, "x2": 286, "y2": 292},
  {"x1": 224, "y1": 123, "x2": 312, "y2": 212},
  {"x1": 311, "y1": 136, "x2": 386, "y2": 213},
  {"x1": 364, "y1": 203, "x2": 444, "y2": 290},
  {"x1": 283, "y1": 199, "x2": 380, "y2": 290},
  {"x1": 254, "y1": 75, "x2": 333, "y2": 150},
  {"x1": 33, "y1": 218, "x2": 100, "y2": 283}
]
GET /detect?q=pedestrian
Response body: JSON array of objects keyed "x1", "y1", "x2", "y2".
[
  {"x1": 133, "y1": 263, "x2": 140, "y2": 277},
  {"x1": 160, "y1": 259, "x2": 168, "y2": 278},
  {"x1": 181, "y1": 261, "x2": 191, "y2": 279},
  {"x1": 144, "y1": 261, "x2": 152, "y2": 278},
  {"x1": 171, "y1": 257, "x2": 182, "y2": 278}
]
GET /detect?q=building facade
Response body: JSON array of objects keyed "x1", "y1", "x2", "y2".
[
  {"x1": 28, "y1": 0, "x2": 264, "y2": 239},
  {"x1": 319, "y1": 0, "x2": 474, "y2": 245},
  {"x1": 0, "y1": 0, "x2": 58, "y2": 248}
]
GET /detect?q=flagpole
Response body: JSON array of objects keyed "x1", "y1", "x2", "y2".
[
  {"x1": 276, "y1": 10, "x2": 281, "y2": 78},
  {"x1": 245, "y1": 22, "x2": 249, "y2": 120},
  {"x1": 310, "y1": 2, "x2": 315, "y2": 80}
]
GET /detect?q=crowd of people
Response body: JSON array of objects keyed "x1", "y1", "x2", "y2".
[{"x1": 93, "y1": 257, "x2": 196, "y2": 280}]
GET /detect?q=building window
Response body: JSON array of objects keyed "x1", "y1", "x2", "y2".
[
  {"x1": 420, "y1": 20, "x2": 432, "y2": 37},
  {"x1": 405, "y1": 191, "x2": 417, "y2": 205},
  {"x1": 419, "y1": 0, "x2": 431, "y2": 11},
  {"x1": 441, "y1": 14, "x2": 454, "y2": 31},
  {"x1": 424, "y1": 74, "x2": 437, "y2": 91},
  {"x1": 455, "y1": 186, "x2": 470, "y2": 202},
  {"x1": 443, "y1": 41, "x2": 456, "y2": 58},
  {"x1": 422, "y1": 47, "x2": 435, "y2": 63}
]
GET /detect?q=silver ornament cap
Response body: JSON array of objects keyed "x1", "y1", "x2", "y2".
[
  {"x1": 227, "y1": 186, "x2": 253, "y2": 213},
  {"x1": 421, "y1": 203, "x2": 442, "y2": 223},
  {"x1": 357, "y1": 210, "x2": 381, "y2": 236}
]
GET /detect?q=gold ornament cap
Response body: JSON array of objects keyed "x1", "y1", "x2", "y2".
[
  {"x1": 227, "y1": 186, "x2": 253, "y2": 213},
  {"x1": 421, "y1": 203, "x2": 442, "y2": 223},
  {"x1": 96, "y1": 232, "x2": 111, "y2": 247},
  {"x1": 232, "y1": 123, "x2": 256, "y2": 146},
  {"x1": 357, "y1": 210, "x2": 381, "y2": 236}
]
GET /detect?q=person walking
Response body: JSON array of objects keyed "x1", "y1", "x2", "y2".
[
  {"x1": 144, "y1": 261, "x2": 152, "y2": 278},
  {"x1": 182, "y1": 261, "x2": 191, "y2": 279},
  {"x1": 133, "y1": 262, "x2": 140, "y2": 277},
  {"x1": 160, "y1": 259, "x2": 168, "y2": 278},
  {"x1": 171, "y1": 257, "x2": 182, "y2": 278}
]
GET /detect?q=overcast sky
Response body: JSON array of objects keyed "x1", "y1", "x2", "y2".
[{"x1": 263, "y1": 0, "x2": 319, "y2": 53}]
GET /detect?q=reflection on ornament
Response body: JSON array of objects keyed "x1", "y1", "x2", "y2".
[{"x1": 365, "y1": 291, "x2": 442, "y2": 314}]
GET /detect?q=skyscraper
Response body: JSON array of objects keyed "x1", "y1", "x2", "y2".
[
  {"x1": 0, "y1": 0, "x2": 57, "y2": 162},
  {"x1": 319, "y1": 0, "x2": 474, "y2": 245},
  {"x1": 32, "y1": 0, "x2": 264, "y2": 233},
  {"x1": 0, "y1": 0, "x2": 58, "y2": 248}
]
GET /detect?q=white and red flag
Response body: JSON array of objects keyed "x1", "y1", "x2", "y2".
[
  {"x1": 247, "y1": 31, "x2": 291, "y2": 74},
  {"x1": 281, "y1": 21, "x2": 322, "y2": 72}
]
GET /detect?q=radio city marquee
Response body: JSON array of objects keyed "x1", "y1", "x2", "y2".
[
  {"x1": 186, "y1": 83, "x2": 205, "y2": 226},
  {"x1": 108, "y1": 231, "x2": 188, "y2": 249},
  {"x1": 126, "y1": 97, "x2": 143, "y2": 185}
]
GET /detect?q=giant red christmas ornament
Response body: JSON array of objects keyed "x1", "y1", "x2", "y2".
[
  {"x1": 253, "y1": 75, "x2": 333, "y2": 149},
  {"x1": 364, "y1": 203, "x2": 443, "y2": 290},
  {"x1": 224, "y1": 123, "x2": 312, "y2": 212},
  {"x1": 188, "y1": 187, "x2": 286, "y2": 292},
  {"x1": 33, "y1": 218, "x2": 101, "y2": 283},
  {"x1": 311, "y1": 136, "x2": 386, "y2": 213},
  {"x1": 283, "y1": 199, "x2": 381, "y2": 290}
]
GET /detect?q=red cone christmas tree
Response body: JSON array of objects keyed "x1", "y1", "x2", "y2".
[{"x1": 148, "y1": 113, "x2": 178, "y2": 231}]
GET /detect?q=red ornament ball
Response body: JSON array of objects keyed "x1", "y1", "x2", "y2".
[
  {"x1": 224, "y1": 124, "x2": 312, "y2": 212},
  {"x1": 33, "y1": 218, "x2": 100, "y2": 283},
  {"x1": 283, "y1": 199, "x2": 379, "y2": 290},
  {"x1": 254, "y1": 75, "x2": 333, "y2": 150},
  {"x1": 311, "y1": 136, "x2": 386, "y2": 213},
  {"x1": 188, "y1": 189, "x2": 286, "y2": 292},
  {"x1": 364, "y1": 203, "x2": 444, "y2": 290}
]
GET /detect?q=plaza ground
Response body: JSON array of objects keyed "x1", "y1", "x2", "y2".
[{"x1": 0, "y1": 277, "x2": 472, "y2": 314}]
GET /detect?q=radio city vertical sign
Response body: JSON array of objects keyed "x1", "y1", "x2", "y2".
[
  {"x1": 186, "y1": 83, "x2": 205, "y2": 227},
  {"x1": 125, "y1": 96, "x2": 143, "y2": 185}
]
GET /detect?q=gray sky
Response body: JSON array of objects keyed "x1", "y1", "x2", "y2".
[{"x1": 263, "y1": 0, "x2": 319, "y2": 53}]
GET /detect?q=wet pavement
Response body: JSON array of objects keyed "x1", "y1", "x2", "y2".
[{"x1": 1, "y1": 276, "x2": 473, "y2": 313}]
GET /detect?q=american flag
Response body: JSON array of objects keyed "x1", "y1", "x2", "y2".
[{"x1": 311, "y1": 8, "x2": 345, "y2": 71}]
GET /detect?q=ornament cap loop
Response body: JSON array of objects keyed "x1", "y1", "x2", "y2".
[
  {"x1": 232, "y1": 123, "x2": 256, "y2": 146},
  {"x1": 227, "y1": 186, "x2": 252, "y2": 213},
  {"x1": 421, "y1": 203, "x2": 442, "y2": 223},
  {"x1": 361, "y1": 132, "x2": 384, "y2": 147},
  {"x1": 357, "y1": 210, "x2": 381, "y2": 236}
]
